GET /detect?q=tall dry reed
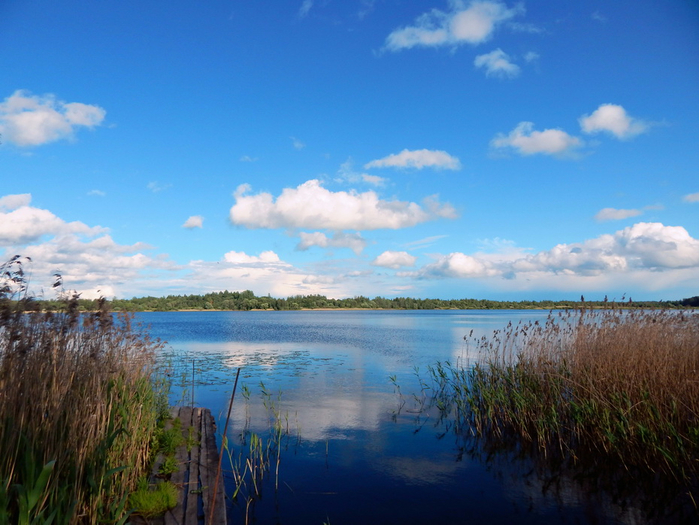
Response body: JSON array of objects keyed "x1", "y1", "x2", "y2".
[
  {"x1": 428, "y1": 307, "x2": 699, "y2": 481},
  {"x1": 0, "y1": 256, "x2": 167, "y2": 523}
]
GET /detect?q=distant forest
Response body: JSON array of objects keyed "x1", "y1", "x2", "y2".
[{"x1": 34, "y1": 290, "x2": 699, "y2": 312}]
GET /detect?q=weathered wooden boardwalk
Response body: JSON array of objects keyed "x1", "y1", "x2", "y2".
[{"x1": 133, "y1": 406, "x2": 227, "y2": 525}]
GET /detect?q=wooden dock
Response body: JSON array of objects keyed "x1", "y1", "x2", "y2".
[{"x1": 133, "y1": 406, "x2": 227, "y2": 525}]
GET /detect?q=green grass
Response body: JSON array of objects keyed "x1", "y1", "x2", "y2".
[{"x1": 128, "y1": 479, "x2": 178, "y2": 518}]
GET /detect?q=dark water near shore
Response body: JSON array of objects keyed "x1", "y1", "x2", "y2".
[{"x1": 138, "y1": 310, "x2": 693, "y2": 525}]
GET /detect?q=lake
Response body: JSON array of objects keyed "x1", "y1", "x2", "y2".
[{"x1": 138, "y1": 310, "x2": 690, "y2": 525}]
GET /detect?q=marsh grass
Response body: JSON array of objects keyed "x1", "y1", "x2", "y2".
[
  {"x1": 0, "y1": 256, "x2": 167, "y2": 523},
  {"x1": 224, "y1": 382, "x2": 292, "y2": 524},
  {"x1": 423, "y1": 307, "x2": 699, "y2": 483}
]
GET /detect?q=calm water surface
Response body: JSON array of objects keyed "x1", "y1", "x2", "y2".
[{"x1": 137, "y1": 310, "x2": 684, "y2": 525}]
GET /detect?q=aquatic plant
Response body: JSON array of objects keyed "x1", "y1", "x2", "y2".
[
  {"x1": 0, "y1": 256, "x2": 167, "y2": 524},
  {"x1": 422, "y1": 307, "x2": 699, "y2": 484},
  {"x1": 223, "y1": 381, "x2": 293, "y2": 523}
]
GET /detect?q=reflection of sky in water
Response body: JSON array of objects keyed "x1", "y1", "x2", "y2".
[
  {"x1": 143, "y1": 310, "x2": 556, "y2": 443},
  {"x1": 136, "y1": 310, "x2": 665, "y2": 525}
]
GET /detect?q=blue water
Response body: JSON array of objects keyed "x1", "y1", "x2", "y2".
[{"x1": 136, "y1": 310, "x2": 677, "y2": 525}]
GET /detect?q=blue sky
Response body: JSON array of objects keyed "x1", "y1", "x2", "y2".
[{"x1": 1, "y1": 0, "x2": 698, "y2": 301}]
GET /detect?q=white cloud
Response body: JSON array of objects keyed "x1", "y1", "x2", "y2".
[
  {"x1": 87, "y1": 189, "x2": 106, "y2": 197},
  {"x1": 519, "y1": 223, "x2": 699, "y2": 273},
  {"x1": 476, "y1": 236, "x2": 519, "y2": 252},
  {"x1": 298, "y1": 0, "x2": 313, "y2": 18},
  {"x1": 291, "y1": 136, "x2": 305, "y2": 150},
  {"x1": 183, "y1": 215, "x2": 204, "y2": 229},
  {"x1": 362, "y1": 174, "x2": 386, "y2": 187},
  {"x1": 0, "y1": 196, "x2": 172, "y2": 299},
  {"x1": 296, "y1": 231, "x2": 367, "y2": 255},
  {"x1": 403, "y1": 235, "x2": 448, "y2": 249},
  {"x1": 384, "y1": 0, "x2": 523, "y2": 51},
  {"x1": 683, "y1": 192, "x2": 699, "y2": 203},
  {"x1": 223, "y1": 250, "x2": 281, "y2": 264},
  {"x1": 372, "y1": 251, "x2": 417, "y2": 269},
  {"x1": 229, "y1": 179, "x2": 457, "y2": 230},
  {"x1": 592, "y1": 11, "x2": 607, "y2": 23},
  {"x1": 415, "y1": 223, "x2": 699, "y2": 284},
  {"x1": 418, "y1": 252, "x2": 497, "y2": 278},
  {"x1": 491, "y1": 121, "x2": 582, "y2": 156},
  {"x1": 508, "y1": 21, "x2": 542, "y2": 33},
  {"x1": 579, "y1": 104, "x2": 648, "y2": 139},
  {"x1": 0, "y1": 197, "x2": 105, "y2": 245},
  {"x1": 358, "y1": 0, "x2": 376, "y2": 20},
  {"x1": 147, "y1": 181, "x2": 171, "y2": 193},
  {"x1": 185, "y1": 252, "x2": 358, "y2": 299},
  {"x1": 20, "y1": 234, "x2": 172, "y2": 299},
  {"x1": 364, "y1": 149, "x2": 461, "y2": 170},
  {"x1": 336, "y1": 158, "x2": 387, "y2": 186},
  {"x1": 594, "y1": 208, "x2": 642, "y2": 222},
  {"x1": 240, "y1": 155, "x2": 258, "y2": 162},
  {"x1": 0, "y1": 90, "x2": 105, "y2": 147},
  {"x1": 0, "y1": 193, "x2": 31, "y2": 211},
  {"x1": 474, "y1": 48, "x2": 520, "y2": 78},
  {"x1": 524, "y1": 51, "x2": 539, "y2": 62}
]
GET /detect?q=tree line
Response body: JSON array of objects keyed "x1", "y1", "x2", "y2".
[{"x1": 32, "y1": 290, "x2": 699, "y2": 312}]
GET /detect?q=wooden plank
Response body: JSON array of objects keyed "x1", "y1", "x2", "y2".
[
  {"x1": 147, "y1": 406, "x2": 226, "y2": 525},
  {"x1": 204, "y1": 410, "x2": 227, "y2": 525},
  {"x1": 184, "y1": 408, "x2": 201, "y2": 525},
  {"x1": 164, "y1": 406, "x2": 190, "y2": 525}
]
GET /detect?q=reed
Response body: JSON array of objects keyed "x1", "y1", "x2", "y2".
[
  {"x1": 0, "y1": 256, "x2": 167, "y2": 523},
  {"x1": 225, "y1": 382, "x2": 291, "y2": 524},
  {"x1": 425, "y1": 307, "x2": 699, "y2": 481}
]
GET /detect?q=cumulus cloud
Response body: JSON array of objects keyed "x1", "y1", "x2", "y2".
[
  {"x1": 182, "y1": 215, "x2": 204, "y2": 229},
  {"x1": 594, "y1": 208, "x2": 642, "y2": 222},
  {"x1": 474, "y1": 48, "x2": 520, "y2": 78},
  {"x1": 0, "y1": 195, "x2": 105, "y2": 245},
  {"x1": 684, "y1": 192, "x2": 699, "y2": 203},
  {"x1": 87, "y1": 189, "x2": 106, "y2": 197},
  {"x1": 229, "y1": 179, "x2": 457, "y2": 230},
  {"x1": 579, "y1": 104, "x2": 648, "y2": 139},
  {"x1": 185, "y1": 251, "x2": 360, "y2": 299},
  {"x1": 491, "y1": 122, "x2": 582, "y2": 156},
  {"x1": 0, "y1": 193, "x2": 31, "y2": 211},
  {"x1": 291, "y1": 136, "x2": 305, "y2": 150},
  {"x1": 418, "y1": 252, "x2": 497, "y2": 279},
  {"x1": 0, "y1": 194, "x2": 172, "y2": 298},
  {"x1": 384, "y1": 0, "x2": 523, "y2": 51},
  {"x1": 372, "y1": 251, "x2": 417, "y2": 269},
  {"x1": 0, "y1": 90, "x2": 105, "y2": 146},
  {"x1": 19, "y1": 234, "x2": 168, "y2": 299},
  {"x1": 223, "y1": 250, "x2": 281, "y2": 264},
  {"x1": 364, "y1": 149, "x2": 461, "y2": 170},
  {"x1": 519, "y1": 223, "x2": 699, "y2": 273},
  {"x1": 296, "y1": 231, "x2": 367, "y2": 255},
  {"x1": 415, "y1": 223, "x2": 699, "y2": 283},
  {"x1": 524, "y1": 51, "x2": 539, "y2": 62},
  {"x1": 240, "y1": 155, "x2": 258, "y2": 162}
]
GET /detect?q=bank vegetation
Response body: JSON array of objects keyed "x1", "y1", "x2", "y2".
[{"x1": 0, "y1": 256, "x2": 169, "y2": 524}]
